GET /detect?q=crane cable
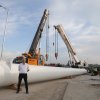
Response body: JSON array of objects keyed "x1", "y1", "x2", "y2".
[
  {"x1": 68, "y1": 50, "x2": 72, "y2": 67},
  {"x1": 38, "y1": 38, "x2": 41, "y2": 56},
  {"x1": 45, "y1": 13, "x2": 49, "y2": 61},
  {"x1": 55, "y1": 28, "x2": 58, "y2": 59},
  {"x1": 57, "y1": 29, "x2": 58, "y2": 57}
]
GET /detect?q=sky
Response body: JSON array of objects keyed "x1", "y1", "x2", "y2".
[{"x1": 0, "y1": 0, "x2": 100, "y2": 64}]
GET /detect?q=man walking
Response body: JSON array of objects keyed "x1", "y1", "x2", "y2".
[{"x1": 16, "y1": 56, "x2": 29, "y2": 94}]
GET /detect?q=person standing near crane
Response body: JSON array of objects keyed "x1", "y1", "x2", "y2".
[{"x1": 16, "y1": 56, "x2": 29, "y2": 94}]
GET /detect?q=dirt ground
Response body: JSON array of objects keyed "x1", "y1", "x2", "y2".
[{"x1": 0, "y1": 74, "x2": 100, "y2": 100}]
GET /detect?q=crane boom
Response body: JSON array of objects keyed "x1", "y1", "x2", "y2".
[
  {"x1": 29, "y1": 9, "x2": 49, "y2": 54},
  {"x1": 54, "y1": 25, "x2": 80, "y2": 64},
  {"x1": 13, "y1": 9, "x2": 49, "y2": 65}
]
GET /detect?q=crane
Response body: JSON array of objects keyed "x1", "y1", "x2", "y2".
[
  {"x1": 54, "y1": 25, "x2": 81, "y2": 67},
  {"x1": 13, "y1": 9, "x2": 49, "y2": 65}
]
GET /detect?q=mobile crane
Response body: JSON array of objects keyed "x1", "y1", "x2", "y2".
[
  {"x1": 54, "y1": 25, "x2": 81, "y2": 68},
  {"x1": 13, "y1": 9, "x2": 49, "y2": 65}
]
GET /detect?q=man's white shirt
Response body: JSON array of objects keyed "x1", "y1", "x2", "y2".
[{"x1": 19, "y1": 63, "x2": 29, "y2": 74}]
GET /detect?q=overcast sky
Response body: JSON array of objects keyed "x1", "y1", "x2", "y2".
[{"x1": 0, "y1": 0, "x2": 100, "y2": 64}]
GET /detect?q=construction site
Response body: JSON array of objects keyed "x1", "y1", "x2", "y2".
[
  {"x1": 0, "y1": 74, "x2": 99, "y2": 100},
  {"x1": 0, "y1": 2, "x2": 100, "y2": 100}
]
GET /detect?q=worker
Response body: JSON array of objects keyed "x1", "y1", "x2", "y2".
[{"x1": 16, "y1": 56, "x2": 29, "y2": 94}]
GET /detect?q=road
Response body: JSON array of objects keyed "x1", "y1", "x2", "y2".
[{"x1": 0, "y1": 74, "x2": 100, "y2": 100}]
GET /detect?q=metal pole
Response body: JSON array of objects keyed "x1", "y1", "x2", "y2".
[{"x1": 0, "y1": 5, "x2": 8, "y2": 60}]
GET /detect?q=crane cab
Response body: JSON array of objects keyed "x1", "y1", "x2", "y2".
[
  {"x1": 27, "y1": 55, "x2": 45, "y2": 65},
  {"x1": 13, "y1": 54, "x2": 45, "y2": 66}
]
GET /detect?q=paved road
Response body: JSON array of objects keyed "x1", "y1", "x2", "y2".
[
  {"x1": 63, "y1": 75, "x2": 100, "y2": 100},
  {"x1": 0, "y1": 75, "x2": 100, "y2": 100}
]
